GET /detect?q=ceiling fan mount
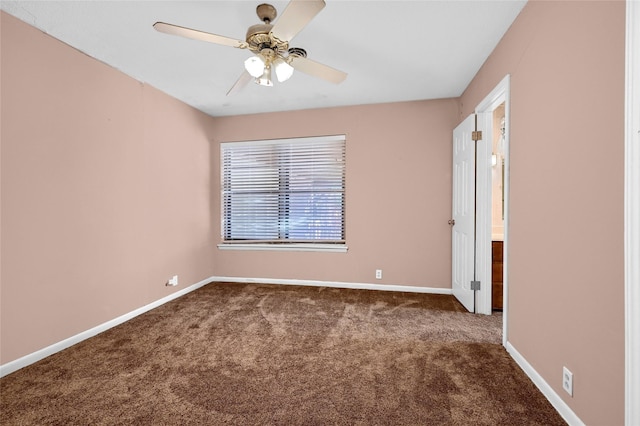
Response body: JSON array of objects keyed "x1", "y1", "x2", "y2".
[
  {"x1": 153, "y1": 0, "x2": 347, "y2": 95},
  {"x1": 255, "y1": 3, "x2": 277, "y2": 24}
]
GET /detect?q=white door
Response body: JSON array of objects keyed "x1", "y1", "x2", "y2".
[{"x1": 452, "y1": 115, "x2": 476, "y2": 312}]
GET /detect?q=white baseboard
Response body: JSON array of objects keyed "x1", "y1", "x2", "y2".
[
  {"x1": 0, "y1": 276, "x2": 448, "y2": 377},
  {"x1": 212, "y1": 276, "x2": 453, "y2": 295},
  {"x1": 506, "y1": 341, "x2": 585, "y2": 426},
  {"x1": 0, "y1": 276, "x2": 215, "y2": 378}
]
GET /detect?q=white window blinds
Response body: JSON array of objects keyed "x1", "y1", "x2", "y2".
[{"x1": 221, "y1": 135, "x2": 346, "y2": 244}]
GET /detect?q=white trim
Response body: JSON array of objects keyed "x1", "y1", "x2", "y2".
[
  {"x1": 220, "y1": 134, "x2": 345, "y2": 148},
  {"x1": 0, "y1": 276, "x2": 447, "y2": 378},
  {"x1": 217, "y1": 243, "x2": 348, "y2": 253},
  {"x1": 213, "y1": 276, "x2": 453, "y2": 295},
  {"x1": 474, "y1": 75, "x2": 511, "y2": 341},
  {"x1": 502, "y1": 84, "x2": 511, "y2": 347},
  {"x1": 625, "y1": 1, "x2": 640, "y2": 424},
  {"x1": 506, "y1": 342, "x2": 586, "y2": 426},
  {"x1": 0, "y1": 276, "x2": 215, "y2": 378}
]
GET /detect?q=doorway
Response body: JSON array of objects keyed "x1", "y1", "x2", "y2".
[
  {"x1": 451, "y1": 75, "x2": 510, "y2": 343},
  {"x1": 490, "y1": 103, "x2": 506, "y2": 311},
  {"x1": 476, "y1": 75, "x2": 510, "y2": 343}
]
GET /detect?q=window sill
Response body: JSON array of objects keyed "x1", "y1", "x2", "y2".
[{"x1": 217, "y1": 243, "x2": 348, "y2": 253}]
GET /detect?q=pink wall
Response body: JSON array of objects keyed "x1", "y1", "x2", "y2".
[
  {"x1": 211, "y1": 99, "x2": 459, "y2": 287},
  {"x1": 1, "y1": 2, "x2": 628, "y2": 422},
  {"x1": 460, "y1": 1, "x2": 625, "y2": 424},
  {"x1": 0, "y1": 12, "x2": 217, "y2": 364}
]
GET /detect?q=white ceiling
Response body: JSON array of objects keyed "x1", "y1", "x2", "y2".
[{"x1": 1, "y1": 0, "x2": 526, "y2": 117}]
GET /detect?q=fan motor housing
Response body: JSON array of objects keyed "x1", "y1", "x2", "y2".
[{"x1": 246, "y1": 23, "x2": 288, "y2": 54}]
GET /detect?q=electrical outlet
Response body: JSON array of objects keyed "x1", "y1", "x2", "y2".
[
  {"x1": 562, "y1": 366, "x2": 573, "y2": 396},
  {"x1": 166, "y1": 275, "x2": 178, "y2": 287},
  {"x1": 375, "y1": 269, "x2": 382, "y2": 279}
]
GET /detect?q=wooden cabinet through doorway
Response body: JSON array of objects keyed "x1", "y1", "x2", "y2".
[{"x1": 492, "y1": 241, "x2": 503, "y2": 310}]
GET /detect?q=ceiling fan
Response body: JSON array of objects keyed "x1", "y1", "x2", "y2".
[{"x1": 153, "y1": 0, "x2": 347, "y2": 95}]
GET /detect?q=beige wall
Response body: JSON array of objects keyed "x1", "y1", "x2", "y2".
[
  {"x1": 0, "y1": 12, "x2": 217, "y2": 363},
  {"x1": 460, "y1": 1, "x2": 625, "y2": 424},
  {"x1": 211, "y1": 99, "x2": 459, "y2": 287}
]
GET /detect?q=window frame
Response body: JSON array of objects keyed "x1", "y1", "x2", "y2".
[{"x1": 218, "y1": 135, "x2": 347, "y2": 253}]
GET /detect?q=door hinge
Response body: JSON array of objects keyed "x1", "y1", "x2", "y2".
[
  {"x1": 471, "y1": 130, "x2": 482, "y2": 141},
  {"x1": 470, "y1": 280, "x2": 481, "y2": 291}
]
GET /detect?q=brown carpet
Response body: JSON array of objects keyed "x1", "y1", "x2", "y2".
[{"x1": 0, "y1": 282, "x2": 565, "y2": 425}]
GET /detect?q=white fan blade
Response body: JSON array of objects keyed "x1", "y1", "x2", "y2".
[
  {"x1": 289, "y1": 56, "x2": 347, "y2": 84},
  {"x1": 270, "y1": 0, "x2": 325, "y2": 42},
  {"x1": 153, "y1": 22, "x2": 247, "y2": 49},
  {"x1": 227, "y1": 71, "x2": 253, "y2": 96}
]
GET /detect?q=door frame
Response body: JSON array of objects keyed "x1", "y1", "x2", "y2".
[
  {"x1": 474, "y1": 75, "x2": 510, "y2": 343},
  {"x1": 625, "y1": 1, "x2": 639, "y2": 424}
]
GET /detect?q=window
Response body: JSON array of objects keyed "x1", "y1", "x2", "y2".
[{"x1": 220, "y1": 135, "x2": 346, "y2": 251}]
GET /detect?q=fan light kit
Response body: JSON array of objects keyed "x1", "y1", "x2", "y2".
[
  {"x1": 153, "y1": 0, "x2": 347, "y2": 95},
  {"x1": 244, "y1": 49, "x2": 295, "y2": 85}
]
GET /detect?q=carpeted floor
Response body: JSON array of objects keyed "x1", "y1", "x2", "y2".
[{"x1": 0, "y1": 282, "x2": 566, "y2": 425}]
